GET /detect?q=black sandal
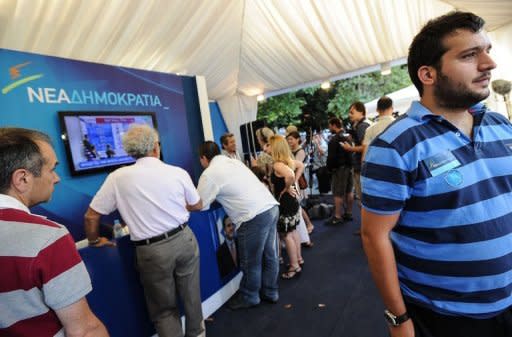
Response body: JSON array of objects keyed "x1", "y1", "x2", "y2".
[
  {"x1": 286, "y1": 258, "x2": 304, "y2": 268},
  {"x1": 281, "y1": 267, "x2": 302, "y2": 280}
]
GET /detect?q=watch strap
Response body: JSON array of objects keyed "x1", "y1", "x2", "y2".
[{"x1": 384, "y1": 309, "x2": 410, "y2": 326}]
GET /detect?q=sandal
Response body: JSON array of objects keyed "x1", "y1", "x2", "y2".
[
  {"x1": 281, "y1": 266, "x2": 302, "y2": 280},
  {"x1": 286, "y1": 259, "x2": 304, "y2": 268}
]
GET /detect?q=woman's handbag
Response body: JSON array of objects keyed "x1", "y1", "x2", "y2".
[{"x1": 297, "y1": 174, "x2": 308, "y2": 190}]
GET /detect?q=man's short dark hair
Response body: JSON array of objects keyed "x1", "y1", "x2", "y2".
[
  {"x1": 350, "y1": 101, "x2": 366, "y2": 116},
  {"x1": 408, "y1": 11, "x2": 485, "y2": 96},
  {"x1": 328, "y1": 117, "x2": 342, "y2": 128},
  {"x1": 377, "y1": 96, "x2": 393, "y2": 112},
  {"x1": 199, "y1": 141, "x2": 220, "y2": 161},
  {"x1": 0, "y1": 128, "x2": 52, "y2": 194},
  {"x1": 220, "y1": 133, "x2": 234, "y2": 148}
]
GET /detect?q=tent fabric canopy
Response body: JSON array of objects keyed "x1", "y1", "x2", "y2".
[
  {"x1": 1, "y1": 0, "x2": 511, "y2": 147},
  {"x1": 1, "y1": 0, "x2": 511, "y2": 101}
]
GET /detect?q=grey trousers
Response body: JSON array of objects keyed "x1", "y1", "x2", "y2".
[{"x1": 135, "y1": 226, "x2": 203, "y2": 337}]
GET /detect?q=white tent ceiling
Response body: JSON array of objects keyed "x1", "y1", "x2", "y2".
[
  {"x1": 1, "y1": 0, "x2": 511, "y2": 103},
  {"x1": 3, "y1": 0, "x2": 511, "y2": 147}
]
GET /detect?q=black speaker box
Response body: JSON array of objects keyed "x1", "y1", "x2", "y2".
[{"x1": 239, "y1": 120, "x2": 265, "y2": 161}]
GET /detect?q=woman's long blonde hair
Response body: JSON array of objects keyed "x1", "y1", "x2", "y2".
[{"x1": 269, "y1": 135, "x2": 295, "y2": 170}]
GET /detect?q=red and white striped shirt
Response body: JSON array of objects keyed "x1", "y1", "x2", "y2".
[{"x1": 0, "y1": 195, "x2": 92, "y2": 337}]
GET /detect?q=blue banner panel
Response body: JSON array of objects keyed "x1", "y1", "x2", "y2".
[
  {"x1": 0, "y1": 48, "x2": 195, "y2": 240},
  {"x1": 209, "y1": 101, "x2": 228, "y2": 147}
]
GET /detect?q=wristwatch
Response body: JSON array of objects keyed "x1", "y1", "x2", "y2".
[
  {"x1": 88, "y1": 238, "x2": 100, "y2": 246},
  {"x1": 384, "y1": 309, "x2": 410, "y2": 327}
]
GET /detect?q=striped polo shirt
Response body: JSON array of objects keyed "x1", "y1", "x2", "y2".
[
  {"x1": 0, "y1": 195, "x2": 92, "y2": 336},
  {"x1": 362, "y1": 101, "x2": 512, "y2": 318}
]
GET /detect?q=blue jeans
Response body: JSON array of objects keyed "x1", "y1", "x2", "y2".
[{"x1": 236, "y1": 205, "x2": 279, "y2": 304}]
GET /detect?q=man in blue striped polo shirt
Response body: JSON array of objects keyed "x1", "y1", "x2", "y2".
[{"x1": 361, "y1": 11, "x2": 512, "y2": 337}]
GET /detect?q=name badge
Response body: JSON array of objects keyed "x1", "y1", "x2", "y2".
[{"x1": 424, "y1": 151, "x2": 461, "y2": 177}]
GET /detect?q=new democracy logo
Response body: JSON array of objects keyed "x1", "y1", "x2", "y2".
[
  {"x1": 2, "y1": 61, "x2": 163, "y2": 108},
  {"x1": 2, "y1": 61, "x2": 43, "y2": 94}
]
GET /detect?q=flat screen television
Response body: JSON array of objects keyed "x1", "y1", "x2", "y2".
[{"x1": 58, "y1": 111, "x2": 157, "y2": 176}]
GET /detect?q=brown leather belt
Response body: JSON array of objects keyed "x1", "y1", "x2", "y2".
[{"x1": 133, "y1": 223, "x2": 187, "y2": 246}]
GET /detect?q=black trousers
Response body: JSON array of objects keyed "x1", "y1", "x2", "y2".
[{"x1": 406, "y1": 302, "x2": 512, "y2": 337}]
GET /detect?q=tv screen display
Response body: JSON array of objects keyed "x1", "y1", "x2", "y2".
[{"x1": 58, "y1": 111, "x2": 157, "y2": 176}]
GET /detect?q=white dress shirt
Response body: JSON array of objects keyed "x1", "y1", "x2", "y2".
[
  {"x1": 197, "y1": 155, "x2": 278, "y2": 228},
  {"x1": 90, "y1": 157, "x2": 200, "y2": 241},
  {"x1": 221, "y1": 149, "x2": 242, "y2": 161}
]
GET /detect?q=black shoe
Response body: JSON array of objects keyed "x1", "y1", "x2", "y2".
[
  {"x1": 325, "y1": 217, "x2": 343, "y2": 226},
  {"x1": 260, "y1": 295, "x2": 278, "y2": 304},
  {"x1": 343, "y1": 213, "x2": 353, "y2": 221},
  {"x1": 227, "y1": 296, "x2": 259, "y2": 310}
]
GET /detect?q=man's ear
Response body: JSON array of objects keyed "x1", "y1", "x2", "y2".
[
  {"x1": 11, "y1": 169, "x2": 31, "y2": 193},
  {"x1": 417, "y1": 65, "x2": 436, "y2": 86}
]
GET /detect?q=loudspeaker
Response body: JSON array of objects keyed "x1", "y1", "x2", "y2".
[{"x1": 239, "y1": 120, "x2": 265, "y2": 159}]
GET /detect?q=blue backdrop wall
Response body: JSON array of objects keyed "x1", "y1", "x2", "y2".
[
  {"x1": 209, "y1": 101, "x2": 228, "y2": 147},
  {"x1": 0, "y1": 48, "x2": 204, "y2": 240}
]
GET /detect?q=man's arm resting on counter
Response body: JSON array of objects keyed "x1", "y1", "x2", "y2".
[
  {"x1": 361, "y1": 208, "x2": 415, "y2": 337},
  {"x1": 84, "y1": 207, "x2": 115, "y2": 247},
  {"x1": 186, "y1": 199, "x2": 203, "y2": 211}
]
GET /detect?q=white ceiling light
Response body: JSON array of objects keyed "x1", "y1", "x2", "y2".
[{"x1": 321, "y1": 81, "x2": 331, "y2": 89}]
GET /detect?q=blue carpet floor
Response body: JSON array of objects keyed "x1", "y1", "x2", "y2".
[{"x1": 205, "y1": 200, "x2": 389, "y2": 337}]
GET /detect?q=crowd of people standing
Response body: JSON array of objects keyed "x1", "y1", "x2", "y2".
[{"x1": 2, "y1": 10, "x2": 512, "y2": 337}]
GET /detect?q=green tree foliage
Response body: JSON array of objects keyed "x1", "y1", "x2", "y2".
[
  {"x1": 328, "y1": 65, "x2": 412, "y2": 118},
  {"x1": 257, "y1": 64, "x2": 412, "y2": 128},
  {"x1": 257, "y1": 92, "x2": 306, "y2": 128}
]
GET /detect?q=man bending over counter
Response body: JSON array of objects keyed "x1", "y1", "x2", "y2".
[
  {"x1": 196, "y1": 141, "x2": 280, "y2": 310},
  {"x1": 84, "y1": 124, "x2": 204, "y2": 337}
]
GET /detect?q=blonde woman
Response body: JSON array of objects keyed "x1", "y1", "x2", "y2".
[{"x1": 268, "y1": 135, "x2": 304, "y2": 279}]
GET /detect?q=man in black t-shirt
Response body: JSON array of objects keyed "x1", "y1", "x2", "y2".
[{"x1": 326, "y1": 117, "x2": 353, "y2": 225}]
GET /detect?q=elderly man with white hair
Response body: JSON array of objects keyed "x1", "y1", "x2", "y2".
[{"x1": 84, "y1": 124, "x2": 204, "y2": 337}]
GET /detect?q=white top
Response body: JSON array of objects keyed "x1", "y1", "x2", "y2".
[
  {"x1": 363, "y1": 115, "x2": 395, "y2": 145},
  {"x1": 197, "y1": 155, "x2": 278, "y2": 228},
  {"x1": 221, "y1": 149, "x2": 242, "y2": 161},
  {"x1": 90, "y1": 157, "x2": 200, "y2": 241}
]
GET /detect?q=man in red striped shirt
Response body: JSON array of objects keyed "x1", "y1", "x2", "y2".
[{"x1": 0, "y1": 128, "x2": 108, "y2": 337}]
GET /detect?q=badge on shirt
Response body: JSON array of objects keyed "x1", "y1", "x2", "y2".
[
  {"x1": 424, "y1": 151, "x2": 461, "y2": 177},
  {"x1": 444, "y1": 169, "x2": 463, "y2": 187}
]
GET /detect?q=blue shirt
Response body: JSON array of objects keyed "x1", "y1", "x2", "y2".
[{"x1": 362, "y1": 101, "x2": 512, "y2": 318}]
